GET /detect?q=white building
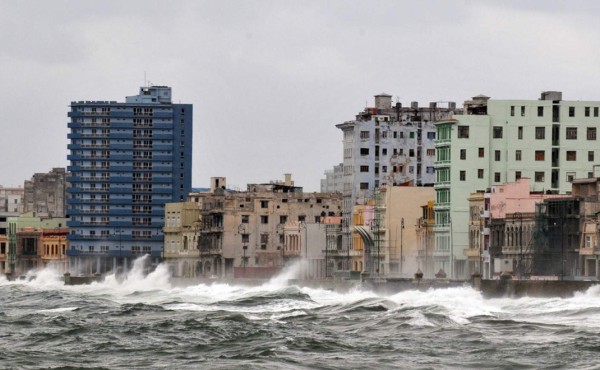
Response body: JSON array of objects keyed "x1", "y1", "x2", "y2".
[
  {"x1": 435, "y1": 91, "x2": 600, "y2": 278},
  {"x1": 334, "y1": 94, "x2": 458, "y2": 252}
]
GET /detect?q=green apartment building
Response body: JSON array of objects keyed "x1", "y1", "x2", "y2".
[{"x1": 435, "y1": 92, "x2": 600, "y2": 278}]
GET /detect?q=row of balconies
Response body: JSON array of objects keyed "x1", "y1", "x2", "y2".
[
  {"x1": 67, "y1": 153, "x2": 173, "y2": 161},
  {"x1": 68, "y1": 143, "x2": 174, "y2": 151},
  {"x1": 68, "y1": 133, "x2": 174, "y2": 140},
  {"x1": 68, "y1": 220, "x2": 164, "y2": 228},
  {"x1": 68, "y1": 122, "x2": 173, "y2": 130},
  {"x1": 67, "y1": 187, "x2": 172, "y2": 195},
  {"x1": 67, "y1": 176, "x2": 172, "y2": 183},
  {"x1": 67, "y1": 234, "x2": 163, "y2": 241},
  {"x1": 69, "y1": 209, "x2": 164, "y2": 216},
  {"x1": 68, "y1": 198, "x2": 169, "y2": 205},
  {"x1": 67, "y1": 164, "x2": 173, "y2": 172},
  {"x1": 69, "y1": 111, "x2": 173, "y2": 119}
]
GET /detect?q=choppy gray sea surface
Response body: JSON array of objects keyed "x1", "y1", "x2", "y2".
[{"x1": 2, "y1": 260, "x2": 600, "y2": 369}]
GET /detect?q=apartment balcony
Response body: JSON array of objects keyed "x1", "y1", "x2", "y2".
[
  {"x1": 435, "y1": 181, "x2": 450, "y2": 189},
  {"x1": 433, "y1": 203, "x2": 450, "y2": 211},
  {"x1": 501, "y1": 246, "x2": 526, "y2": 255},
  {"x1": 463, "y1": 247, "x2": 480, "y2": 258},
  {"x1": 433, "y1": 249, "x2": 451, "y2": 258},
  {"x1": 199, "y1": 247, "x2": 223, "y2": 256},
  {"x1": 580, "y1": 246, "x2": 598, "y2": 256},
  {"x1": 434, "y1": 139, "x2": 451, "y2": 147}
]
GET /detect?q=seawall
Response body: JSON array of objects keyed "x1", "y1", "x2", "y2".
[{"x1": 479, "y1": 279, "x2": 598, "y2": 298}]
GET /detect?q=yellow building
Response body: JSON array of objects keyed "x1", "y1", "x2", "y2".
[
  {"x1": 416, "y1": 200, "x2": 435, "y2": 278},
  {"x1": 352, "y1": 186, "x2": 435, "y2": 277},
  {"x1": 163, "y1": 202, "x2": 202, "y2": 278},
  {"x1": 40, "y1": 228, "x2": 69, "y2": 272}
]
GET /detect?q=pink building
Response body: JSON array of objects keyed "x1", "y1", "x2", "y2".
[{"x1": 480, "y1": 178, "x2": 569, "y2": 279}]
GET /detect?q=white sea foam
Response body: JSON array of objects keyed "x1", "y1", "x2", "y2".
[
  {"x1": 38, "y1": 307, "x2": 79, "y2": 314},
  {"x1": 8, "y1": 257, "x2": 600, "y2": 329}
]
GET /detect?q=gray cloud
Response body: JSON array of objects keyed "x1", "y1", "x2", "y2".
[{"x1": 1, "y1": 1, "x2": 600, "y2": 190}]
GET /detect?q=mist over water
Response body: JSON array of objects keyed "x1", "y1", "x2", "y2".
[{"x1": 2, "y1": 259, "x2": 600, "y2": 369}]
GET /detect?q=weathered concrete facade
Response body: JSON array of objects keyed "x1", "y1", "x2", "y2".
[
  {"x1": 188, "y1": 176, "x2": 343, "y2": 279},
  {"x1": 162, "y1": 201, "x2": 202, "y2": 277},
  {"x1": 334, "y1": 94, "x2": 458, "y2": 265},
  {"x1": 23, "y1": 167, "x2": 67, "y2": 218}
]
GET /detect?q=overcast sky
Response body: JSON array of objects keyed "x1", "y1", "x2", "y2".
[{"x1": 2, "y1": 1, "x2": 600, "y2": 191}]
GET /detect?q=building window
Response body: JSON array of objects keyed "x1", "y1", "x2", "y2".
[
  {"x1": 360, "y1": 165, "x2": 369, "y2": 172},
  {"x1": 360, "y1": 131, "x2": 370, "y2": 139},
  {"x1": 409, "y1": 149, "x2": 415, "y2": 157},
  {"x1": 478, "y1": 169, "x2": 484, "y2": 179},
  {"x1": 494, "y1": 150, "x2": 501, "y2": 161},
  {"x1": 569, "y1": 107, "x2": 575, "y2": 117},
  {"x1": 566, "y1": 127, "x2": 577, "y2": 140},
  {"x1": 535, "y1": 150, "x2": 545, "y2": 161},
  {"x1": 241, "y1": 215, "x2": 249, "y2": 224},
  {"x1": 516, "y1": 171, "x2": 522, "y2": 180},
  {"x1": 478, "y1": 148, "x2": 484, "y2": 158},
  {"x1": 360, "y1": 148, "x2": 369, "y2": 155},
  {"x1": 242, "y1": 234, "x2": 249, "y2": 243},
  {"x1": 494, "y1": 172, "x2": 501, "y2": 182},
  {"x1": 567, "y1": 172, "x2": 576, "y2": 182},
  {"x1": 458, "y1": 126, "x2": 469, "y2": 138},
  {"x1": 426, "y1": 149, "x2": 435, "y2": 156},
  {"x1": 382, "y1": 148, "x2": 387, "y2": 155},
  {"x1": 510, "y1": 106, "x2": 515, "y2": 116},
  {"x1": 535, "y1": 171, "x2": 545, "y2": 182},
  {"x1": 515, "y1": 150, "x2": 522, "y2": 161},
  {"x1": 460, "y1": 171, "x2": 466, "y2": 181},
  {"x1": 595, "y1": 107, "x2": 599, "y2": 117},
  {"x1": 279, "y1": 215, "x2": 288, "y2": 224},
  {"x1": 585, "y1": 107, "x2": 591, "y2": 117},
  {"x1": 588, "y1": 127, "x2": 596, "y2": 140},
  {"x1": 260, "y1": 215, "x2": 269, "y2": 224},
  {"x1": 567, "y1": 151, "x2": 576, "y2": 161},
  {"x1": 298, "y1": 215, "x2": 306, "y2": 222},
  {"x1": 426, "y1": 166, "x2": 434, "y2": 174},
  {"x1": 427, "y1": 132, "x2": 436, "y2": 140},
  {"x1": 521, "y1": 106, "x2": 525, "y2": 116},
  {"x1": 518, "y1": 126, "x2": 523, "y2": 140},
  {"x1": 460, "y1": 149, "x2": 466, "y2": 160},
  {"x1": 589, "y1": 151, "x2": 595, "y2": 162},
  {"x1": 360, "y1": 182, "x2": 369, "y2": 190},
  {"x1": 537, "y1": 106, "x2": 544, "y2": 117},
  {"x1": 261, "y1": 200, "x2": 269, "y2": 208},
  {"x1": 493, "y1": 126, "x2": 503, "y2": 139},
  {"x1": 382, "y1": 166, "x2": 387, "y2": 173},
  {"x1": 535, "y1": 127, "x2": 545, "y2": 139}
]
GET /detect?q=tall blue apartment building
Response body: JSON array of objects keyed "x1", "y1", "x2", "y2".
[{"x1": 66, "y1": 86, "x2": 193, "y2": 273}]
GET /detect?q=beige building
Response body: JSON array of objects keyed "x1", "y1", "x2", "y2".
[
  {"x1": 379, "y1": 186, "x2": 435, "y2": 276},
  {"x1": 163, "y1": 202, "x2": 202, "y2": 277},
  {"x1": 353, "y1": 186, "x2": 435, "y2": 277},
  {"x1": 572, "y1": 177, "x2": 600, "y2": 278},
  {"x1": 189, "y1": 176, "x2": 343, "y2": 279},
  {"x1": 415, "y1": 200, "x2": 435, "y2": 278}
]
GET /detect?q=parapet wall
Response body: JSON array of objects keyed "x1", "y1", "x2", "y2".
[{"x1": 479, "y1": 279, "x2": 597, "y2": 298}]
